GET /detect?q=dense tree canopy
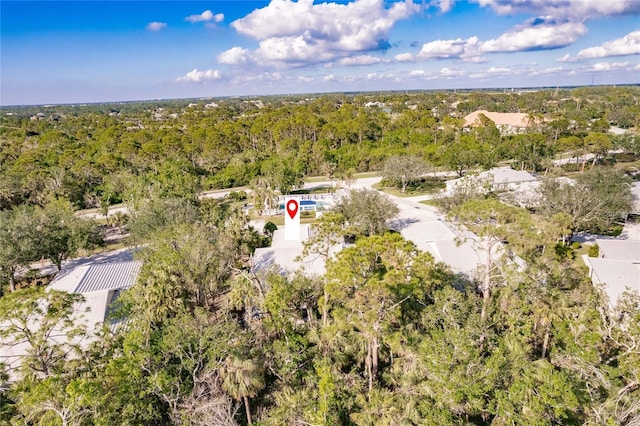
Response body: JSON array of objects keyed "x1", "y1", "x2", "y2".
[
  {"x1": 1, "y1": 87, "x2": 638, "y2": 212},
  {"x1": 536, "y1": 167, "x2": 633, "y2": 234},
  {"x1": 1, "y1": 87, "x2": 640, "y2": 425}
]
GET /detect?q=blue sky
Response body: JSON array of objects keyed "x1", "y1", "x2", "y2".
[{"x1": 1, "y1": 0, "x2": 639, "y2": 105}]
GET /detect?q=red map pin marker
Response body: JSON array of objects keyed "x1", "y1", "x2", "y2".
[{"x1": 286, "y1": 199, "x2": 299, "y2": 219}]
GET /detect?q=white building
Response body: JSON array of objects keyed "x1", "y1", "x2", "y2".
[
  {"x1": 445, "y1": 166, "x2": 539, "y2": 193},
  {"x1": 631, "y1": 182, "x2": 640, "y2": 215},
  {"x1": 583, "y1": 239, "x2": 640, "y2": 308},
  {"x1": 252, "y1": 224, "x2": 340, "y2": 277},
  {"x1": 0, "y1": 249, "x2": 141, "y2": 383}
]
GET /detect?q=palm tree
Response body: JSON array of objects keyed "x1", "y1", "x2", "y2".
[
  {"x1": 249, "y1": 177, "x2": 268, "y2": 217},
  {"x1": 250, "y1": 176, "x2": 280, "y2": 217},
  {"x1": 220, "y1": 357, "x2": 265, "y2": 426},
  {"x1": 343, "y1": 167, "x2": 356, "y2": 188},
  {"x1": 350, "y1": 388, "x2": 404, "y2": 425}
]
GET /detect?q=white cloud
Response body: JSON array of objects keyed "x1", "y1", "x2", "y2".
[
  {"x1": 439, "y1": 67, "x2": 465, "y2": 76},
  {"x1": 487, "y1": 66, "x2": 510, "y2": 74},
  {"x1": 339, "y1": 55, "x2": 383, "y2": 66},
  {"x1": 472, "y1": 0, "x2": 640, "y2": 19},
  {"x1": 469, "y1": 64, "x2": 537, "y2": 79},
  {"x1": 545, "y1": 66, "x2": 563, "y2": 73},
  {"x1": 481, "y1": 17, "x2": 587, "y2": 52},
  {"x1": 231, "y1": 72, "x2": 283, "y2": 84},
  {"x1": 417, "y1": 36, "x2": 484, "y2": 61},
  {"x1": 556, "y1": 54, "x2": 574, "y2": 62},
  {"x1": 146, "y1": 22, "x2": 167, "y2": 31},
  {"x1": 588, "y1": 61, "x2": 631, "y2": 72},
  {"x1": 176, "y1": 68, "x2": 222, "y2": 83},
  {"x1": 430, "y1": 0, "x2": 455, "y2": 12},
  {"x1": 576, "y1": 30, "x2": 640, "y2": 59},
  {"x1": 219, "y1": 0, "x2": 419, "y2": 68},
  {"x1": 409, "y1": 70, "x2": 426, "y2": 76},
  {"x1": 558, "y1": 30, "x2": 640, "y2": 62},
  {"x1": 394, "y1": 52, "x2": 415, "y2": 62},
  {"x1": 417, "y1": 17, "x2": 586, "y2": 62},
  {"x1": 217, "y1": 47, "x2": 251, "y2": 65},
  {"x1": 185, "y1": 10, "x2": 224, "y2": 23}
]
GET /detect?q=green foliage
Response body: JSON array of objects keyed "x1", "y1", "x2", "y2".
[
  {"x1": 0, "y1": 201, "x2": 101, "y2": 292},
  {"x1": 0, "y1": 288, "x2": 87, "y2": 378},
  {"x1": 440, "y1": 134, "x2": 483, "y2": 178},
  {"x1": 3, "y1": 88, "x2": 640, "y2": 425},
  {"x1": 333, "y1": 188, "x2": 399, "y2": 237},
  {"x1": 0, "y1": 205, "x2": 40, "y2": 292},
  {"x1": 263, "y1": 221, "x2": 278, "y2": 237},
  {"x1": 227, "y1": 190, "x2": 248, "y2": 201},
  {"x1": 36, "y1": 200, "x2": 103, "y2": 270},
  {"x1": 381, "y1": 155, "x2": 427, "y2": 193},
  {"x1": 435, "y1": 173, "x2": 494, "y2": 212},
  {"x1": 537, "y1": 167, "x2": 633, "y2": 233}
]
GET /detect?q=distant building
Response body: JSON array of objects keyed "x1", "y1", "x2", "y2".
[
  {"x1": 445, "y1": 166, "x2": 539, "y2": 194},
  {"x1": 464, "y1": 110, "x2": 534, "y2": 135}
]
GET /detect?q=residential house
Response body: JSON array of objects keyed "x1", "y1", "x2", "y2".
[
  {"x1": 0, "y1": 249, "x2": 141, "y2": 383},
  {"x1": 583, "y1": 239, "x2": 640, "y2": 308},
  {"x1": 464, "y1": 110, "x2": 534, "y2": 135},
  {"x1": 252, "y1": 224, "x2": 339, "y2": 277}
]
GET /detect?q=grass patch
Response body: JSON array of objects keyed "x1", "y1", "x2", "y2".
[
  {"x1": 290, "y1": 186, "x2": 334, "y2": 195},
  {"x1": 374, "y1": 177, "x2": 446, "y2": 198},
  {"x1": 83, "y1": 241, "x2": 128, "y2": 256},
  {"x1": 571, "y1": 243, "x2": 591, "y2": 267},
  {"x1": 305, "y1": 171, "x2": 380, "y2": 183},
  {"x1": 261, "y1": 211, "x2": 317, "y2": 226},
  {"x1": 419, "y1": 199, "x2": 440, "y2": 207},
  {"x1": 613, "y1": 158, "x2": 640, "y2": 175},
  {"x1": 353, "y1": 171, "x2": 380, "y2": 178}
]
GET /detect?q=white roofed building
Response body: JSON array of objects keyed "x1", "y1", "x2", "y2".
[
  {"x1": 252, "y1": 224, "x2": 340, "y2": 277},
  {"x1": 583, "y1": 238, "x2": 640, "y2": 309},
  {"x1": 596, "y1": 239, "x2": 640, "y2": 263},
  {"x1": 631, "y1": 182, "x2": 640, "y2": 215},
  {"x1": 445, "y1": 167, "x2": 541, "y2": 208},
  {"x1": 0, "y1": 249, "x2": 141, "y2": 383},
  {"x1": 583, "y1": 257, "x2": 640, "y2": 308}
]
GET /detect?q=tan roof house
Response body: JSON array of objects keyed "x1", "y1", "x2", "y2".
[{"x1": 464, "y1": 110, "x2": 534, "y2": 134}]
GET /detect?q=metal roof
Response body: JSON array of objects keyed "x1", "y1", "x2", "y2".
[{"x1": 74, "y1": 261, "x2": 142, "y2": 293}]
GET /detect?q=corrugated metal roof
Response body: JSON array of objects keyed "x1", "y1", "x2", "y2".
[{"x1": 74, "y1": 261, "x2": 142, "y2": 293}]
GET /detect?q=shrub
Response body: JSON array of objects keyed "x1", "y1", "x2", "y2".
[
  {"x1": 561, "y1": 163, "x2": 580, "y2": 172},
  {"x1": 263, "y1": 221, "x2": 278, "y2": 237},
  {"x1": 227, "y1": 190, "x2": 247, "y2": 201}
]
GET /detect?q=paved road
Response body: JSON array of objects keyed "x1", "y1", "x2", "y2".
[{"x1": 552, "y1": 149, "x2": 624, "y2": 166}]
